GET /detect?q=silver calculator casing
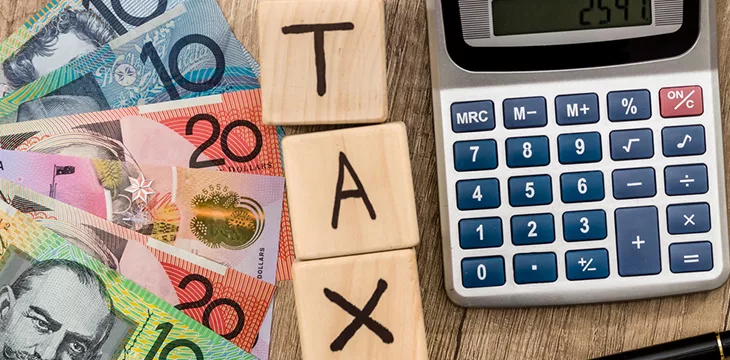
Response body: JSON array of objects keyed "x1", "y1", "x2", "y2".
[{"x1": 426, "y1": 0, "x2": 730, "y2": 307}]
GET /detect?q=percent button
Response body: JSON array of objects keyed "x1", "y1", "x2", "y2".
[
  {"x1": 608, "y1": 90, "x2": 652, "y2": 122},
  {"x1": 660, "y1": 86, "x2": 704, "y2": 118}
]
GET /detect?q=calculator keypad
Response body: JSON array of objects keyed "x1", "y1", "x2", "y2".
[{"x1": 451, "y1": 86, "x2": 718, "y2": 291}]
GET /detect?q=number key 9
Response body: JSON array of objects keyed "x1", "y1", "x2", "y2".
[{"x1": 558, "y1": 132, "x2": 602, "y2": 164}]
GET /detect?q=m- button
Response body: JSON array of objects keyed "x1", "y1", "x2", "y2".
[
  {"x1": 660, "y1": 86, "x2": 704, "y2": 118},
  {"x1": 451, "y1": 100, "x2": 495, "y2": 133}
]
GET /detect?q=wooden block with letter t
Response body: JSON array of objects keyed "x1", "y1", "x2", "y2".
[
  {"x1": 258, "y1": 0, "x2": 388, "y2": 125},
  {"x1": 282, "y1": 123, "x2": 419, "y2": 260},
  {"x1": 293, "y1": 249, "x2": 428, "y2": 359}
]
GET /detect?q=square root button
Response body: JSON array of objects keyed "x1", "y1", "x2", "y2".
[{"x1": 660, "y1": 86, "x2": 704, "y2": 118}]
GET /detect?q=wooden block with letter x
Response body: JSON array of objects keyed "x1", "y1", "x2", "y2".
[
  {"x1": 258, "y1": 0, "x2": 388, "y2": 125},
  {"x1": 282, "y1": 123, "x2": 419, "y2": 260},
  {"x1": 293, "y1": 249, "x2": 428, "y2": 359}
]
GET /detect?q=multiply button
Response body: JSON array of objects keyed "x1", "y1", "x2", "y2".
[
  {"x1": 612, "y1": 168, "x2": 656, "y2": 200},
  {"x1": 660, "y1": 86, "x2": 704, "y2": 118},
  {"x1": 615, "y1": 206, "x2": 661, "y2": 277},
  {"x1": 462, "y1": 256, "x2": 506, "y2": 288},
  {"x1": 451, "y1": 100, "x2": 495, "y2": 133},
  {"x1": 667, "y1": 203, "x2": 711, "y2": 235},
  {"x1": 662, "y1": 125, "x2": 706, "y2": 157},
  {"x1": 665, "y1": 164, "x2": 708, "y2": 196},
  {"x1": 565, "y1": 249, "x2": 610, "y2": 281},
  {"x1": 513, "y1": 253, "x2": 557, "y2": 284},
  {"x1": 608, "y1": 90, "x2": 652, "y2": 122},
  {"x1": 670, "y1": 242, "x2": 713, "y2": 273},
  {"x1": 555, "y1": 93, "x2": 599, "y2": 125},
  {"x1": 503, "y1": 97, "x2": 547, "y2": 129}
]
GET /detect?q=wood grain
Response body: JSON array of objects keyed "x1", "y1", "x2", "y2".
[{"x1": 2, "y1": 1, "x2": 730, "y2": 359}]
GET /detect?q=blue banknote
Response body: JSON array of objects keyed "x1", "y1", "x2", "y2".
[{"x1": 0, "y1": 0, "x2": 260, "y2": 123}]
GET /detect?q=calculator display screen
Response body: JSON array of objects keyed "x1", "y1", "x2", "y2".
[{"x1": 492, "y1": 0, "x2": 653, "y2": 36}]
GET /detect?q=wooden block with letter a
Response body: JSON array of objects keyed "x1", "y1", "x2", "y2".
[
  {"x1": 258, "y1": 0, "x2": 388, "y2": 125},
  {"x1": 282, "y1": 123, "x2": 419, "y2": 260},
  {"x1": 293, "y1": 249, "x2": 428, "y2": 360}
]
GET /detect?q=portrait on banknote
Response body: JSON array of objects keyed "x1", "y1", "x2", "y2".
[
  {"x1": 0, "y1": 253, "x2": 131, "y2": 360},
  {"x1": 1, "y1": 9, "x2": 115, "y2": 96}
]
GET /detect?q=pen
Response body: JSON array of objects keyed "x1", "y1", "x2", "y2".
[{"x1": 594, "y1": 331, "x2": 730, "y2": 360}]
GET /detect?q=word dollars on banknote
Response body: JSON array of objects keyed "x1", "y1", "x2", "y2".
[
  {"x1": 0, "y1": 0, "x2": 260, "y2": 122},
  {"x1": 0, "y1": 175, "x2": 275, "y2": 351},
  {"x1": 0, "y1": 0, "x2": 191, "y2": 96},
  {"x1": 0, "y1": 200, "x2": 256, "y2": 359}
]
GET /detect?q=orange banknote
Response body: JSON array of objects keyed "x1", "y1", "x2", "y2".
[
  {"x1": 0, "y1": 176, "x2": 275, "y2": 351},
  {"x1": 0, "y1": 89, "x2": 295, "y2": 281}
]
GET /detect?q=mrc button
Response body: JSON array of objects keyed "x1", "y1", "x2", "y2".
[{"x1": 451, "y1": 100, "x2": 495, "y2": 133}]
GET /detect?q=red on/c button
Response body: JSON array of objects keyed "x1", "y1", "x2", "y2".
[{"x1": 659, "y1": 86, "x2": 704, "y2": 118}]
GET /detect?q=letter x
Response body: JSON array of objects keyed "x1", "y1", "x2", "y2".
[{"x1": 324, "y1": 279, "x2": 394, "y2": 351}]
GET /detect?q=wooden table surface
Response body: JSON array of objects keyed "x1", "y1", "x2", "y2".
[{"x1": 3, "y1": 1, "x2": 730, "y2": 359}]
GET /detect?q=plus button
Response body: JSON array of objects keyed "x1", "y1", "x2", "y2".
[{"x1": 632, "y1": 236, "x2": 645, "y2": 250}]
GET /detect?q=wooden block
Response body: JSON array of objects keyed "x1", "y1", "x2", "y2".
[
  {"x1": 258, "y1": 0, "x2": 388, "y2": 125},
  {"x1": 293, "y1": 249, "x2": 428, "y2": 360},
  {"x1": 282, "y1": 123, "x2": 419, "y2": 260}
]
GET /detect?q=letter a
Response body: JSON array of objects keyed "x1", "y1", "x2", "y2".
[{"x1": 331, "y1": 152, "x2": 376, "y2": 229}]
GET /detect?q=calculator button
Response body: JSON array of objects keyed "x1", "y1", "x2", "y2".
[
  {"x1": 610, "y1": 129, "x2": 654, "y2": 161},
  {"x1": 454, "y1": 140, "x2": 498, "y2": 172},
  {"x1": 565, "y1": 249, "x2": 610, "y2": 281},
  {"x1": 503, "y1": 97, "x2": 547, "y2": 129},
  {"x1": 563, "y1": 210, "x2": 607, "y2": 242},
  {"x1": 670, "y1": 241, "x2": 713, "y2": 273},
  {"x1": 607, "y1": 90, "x2": 652, "y2": 122},
  {"x1": 506, "y1": 136, "x2": 550, "y2": 168},
  {"x1": 662, "y1": 125, "x2": 706, "y2": 157},
  {"x1": 513, "y1": 253, "x2": 558, "y2": 284},
  {"x1": 615, "y1": 206, "x2": 661, "y2": 277},
  {"x1": 459, "y1": 218, "x2": 503, "y2": 249},
  {"x1": 511, "y1": 214, "x2": 555, "y2": 245},
  {"x1": 612, "y1": 168, "x2": 656, "y2": 200},
  {"x1": 558, "y1": 132, "x2": 602, "y2": 164},
  {"x1": 664, "y1": 164, "x2": 708, "y2": 196},
  {"x1": 456, "y1": 179, "x2": 501, "y2": 211},
  {"x1": 667, "y1": 203, "x2": 711, "y2": 235},
  {"x1": 508, "y1": 175, "x2": 552, "y2": 207},
  {"x1": 660, "y1": 86, "x2": 704, "y2": 118},
  {"x1": 462, "y1": 256, "x2": 506, "y2": 288},
  {"x1": 560, "y1": 171, "x2": 605, "y2": 203},
  {"x1": 451, "y1": 100, "x2": 495, "y2": 133},
  {"x1": 555, "y1": 93, "x2": 600, "y2": 125}
]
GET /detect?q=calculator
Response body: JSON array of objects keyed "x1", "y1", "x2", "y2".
[{"x1": 426, "y1": 0, "x2": 730, "y2": 307}]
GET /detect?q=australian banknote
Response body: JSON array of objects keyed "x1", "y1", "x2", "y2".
[
  {"x1": 0, "y1": 89, "x2": 295, "y2": 281},
  {"x1": 0, "y1": 0, "x2": 260, "y2": 122},
  {"x1": 0, "y1": 197, "x2": 256, "y2": 359},
  {"x1": 0, "y1": 175, "x2": 275, "y2": 351},
  {"x1": 0, "y1": 146, "x2": 285, "y2": 357},
  {"x1": 0, "y1": 0, "x2": 189, "y2": 96}
]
